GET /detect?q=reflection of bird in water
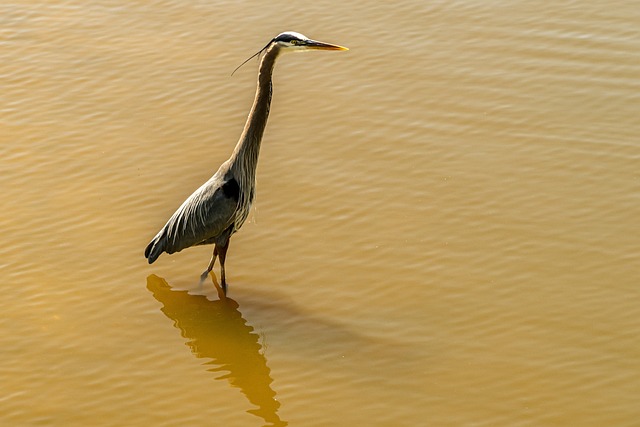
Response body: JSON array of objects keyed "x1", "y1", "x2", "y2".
[{"x1": 147, "y1": 274, "x2": 287, "y2": 426}]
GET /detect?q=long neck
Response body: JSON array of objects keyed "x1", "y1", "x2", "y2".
[{"x1": 230, "y1": 45, "x2": 279, "y2": 177}]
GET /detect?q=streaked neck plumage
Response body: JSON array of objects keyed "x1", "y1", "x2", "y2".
[
  {"x1": 230, "y1": 43, "x2": 280, "y2": 175},
  {"x1": 229, "y1": 43, "x2": 281, "y2": 228}
]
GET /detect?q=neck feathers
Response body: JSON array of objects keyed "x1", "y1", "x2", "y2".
[
  {"x1": 228, "y1": 44, "x2": 280, "y2": 230},
  {"x1": 231, "y1": 44, "x2": 279, "y2": 176}
]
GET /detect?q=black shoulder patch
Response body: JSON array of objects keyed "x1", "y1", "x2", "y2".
[{"x1": 221, "y1": 178, "x2": 240, "y2": 201}]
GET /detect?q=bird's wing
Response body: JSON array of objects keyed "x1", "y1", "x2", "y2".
[{"x1": 161, "y1": 172, "x2": 239, "y2": 254}]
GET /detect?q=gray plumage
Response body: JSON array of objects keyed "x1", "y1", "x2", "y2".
[{"x1": 144, "y1": 32, "x2": 347, "y2": 294}]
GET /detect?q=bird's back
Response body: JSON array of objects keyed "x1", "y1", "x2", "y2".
[{"x1": 145, "y1": 166, "x2": 239, "y2": 264}]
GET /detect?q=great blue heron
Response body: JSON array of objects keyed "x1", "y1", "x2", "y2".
[{"x1": 144, "y1": 32, "x2": 348, "y2": 294}]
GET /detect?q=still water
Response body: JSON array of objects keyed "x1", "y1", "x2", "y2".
[{"x1": 2, "y1": 1, "x2": 639, "y2": 425}]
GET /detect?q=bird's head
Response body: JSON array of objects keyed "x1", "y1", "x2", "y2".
[
  {"x1": 231, "y1": 31, "x2": 347, "y2": 76},
  {"x1": 271, "y1": 31, "x2": 349, "y2": 52}
]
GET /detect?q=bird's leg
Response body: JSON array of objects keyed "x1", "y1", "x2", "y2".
[
  {"x1": 200, "y1": 246, "x2": 218, "y2": 282},
  {"x1": 217, "y1": 242, "x2": 229, "y2": 295}
]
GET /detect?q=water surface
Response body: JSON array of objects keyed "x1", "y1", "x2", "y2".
[{"x1": 2, "y1": 1, "x2": 639, "y2": 425}]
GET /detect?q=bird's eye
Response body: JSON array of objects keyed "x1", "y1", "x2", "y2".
[{"x1": 290, "y1": 39, "x2": 297, "y2": 45}]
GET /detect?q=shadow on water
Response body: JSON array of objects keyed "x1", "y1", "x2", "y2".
[{"x1": 146, "y1": 274, "x2": 287, "y2": 427}]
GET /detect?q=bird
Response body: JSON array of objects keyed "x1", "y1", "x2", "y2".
[{"x1": 144, "y1": 32, "x2": 348, "y2": 294}]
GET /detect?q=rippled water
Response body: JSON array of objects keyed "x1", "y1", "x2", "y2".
[{"x1": 2, "y1": 1, "x2": 639, "y2": 425}]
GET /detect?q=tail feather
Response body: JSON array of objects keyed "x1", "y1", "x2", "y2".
[{"x1": 145, "y1": 232, "x2": 166, "y2": 264}]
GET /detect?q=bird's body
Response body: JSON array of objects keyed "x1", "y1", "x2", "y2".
[{"x1": 145, "y1": 32, "x2": 347, "y2": 294}]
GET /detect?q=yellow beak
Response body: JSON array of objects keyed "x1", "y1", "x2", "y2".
[{"x1": 305, "y1": 40, "x2": 349, "y2": 51}]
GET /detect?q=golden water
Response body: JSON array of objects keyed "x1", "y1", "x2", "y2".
[{"x1": 2, "y1": 1, "x2": 639, "y2": 425}]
